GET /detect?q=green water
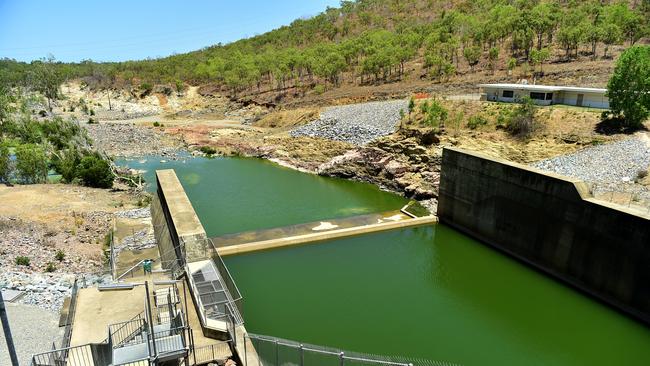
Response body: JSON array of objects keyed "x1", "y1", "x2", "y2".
[
  {"x1": 116, "y1": 155, "x2": 407, "y2": 236},
  {"x1": 118, "y1": 156, "x2": 650, "y2": 365}
]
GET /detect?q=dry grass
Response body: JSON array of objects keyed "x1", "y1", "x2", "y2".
[
  {"x1": 403, "y1": 98, "x2": 621, "y2": 164},
  {"x1": 254, "y1": 107, "x2": 320, "y2": 129}
]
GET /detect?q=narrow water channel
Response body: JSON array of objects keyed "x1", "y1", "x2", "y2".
[{"x1": 118, "y1": 155, "x2": 650, "y2": 365}]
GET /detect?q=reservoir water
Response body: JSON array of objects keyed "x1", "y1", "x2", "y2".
[{"x1": 118, "y1": 155, "x2": 650, "y2": 365}]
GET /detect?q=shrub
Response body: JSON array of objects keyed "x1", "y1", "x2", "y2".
[
  {"x1": 15, "y1": 143, "x2": 48, "y2": 184},
  {"x1": 90, "y1": 109, "x2": 95, "y2": 116},
  {"x1": 140, "y1": 82, "x2": 153, "y2": 95},
  {"x1": 55, "y1": 249, "x2": 65, "y2": 261},
  {"x1": 313, "y1": 84, "x2": 325, "y2": 95},
  {"x1": 53, "y1": 148, "x2": 81, "y2": 183},
  {"x1": 45, "y1": 262, "x2": 57, "y2": 272},
  {"x1": 467, "y1": 115, "x2": 488, "y2": 129},
  {"x1": 153, "y1": 121, "x2": 160, "y2": 127},
  {"x1": 422, "y1": 100, "x2": 447, "y2": 127},
  {"x1": 76, "y1": 153, "x2": 114, "y2": 188},
  {"x1": 0, "y1": 142, "x2": 10, "y2": 182},
  {"x1": 199, "y1": 146, "x2": 217, "y2": 155},
  {"x1": 15, "y1": 256, "x2": 30, "y2": 266},
  {"x1": 88, "y1": 118, "x2": 96, "y2": 124},
  {"x1": 137, "y1": 194, "x2": 152, "y2": 207},
  {"x1": 175, "y1": 80, "x2": 185, "y2": 93},
  {"x1": 506, "y1": 97, "x2": 538, "y2": 138}
]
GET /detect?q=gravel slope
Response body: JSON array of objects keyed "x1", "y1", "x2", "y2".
[
  {"x1": 531, "y1": 137, "x2": 650, "y2": 183},
  {"x1": 290, "y1": 100, "x2": 407, "y2": 145},
  {"x1": 0, "y1": 302, "x2": 63, "y2": 366}
]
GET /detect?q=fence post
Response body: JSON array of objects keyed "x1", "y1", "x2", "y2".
[
  {"x1": 191, "y1": 329, "x2": 197, "y2": 366},
  {"x1": 339, "y1": 352, "x2": 345, "y2": 366},
  {"x1": 299, "y1": 344, "x2": 304, "y2": 366},
  {"x1": 0, "y1": 290, "x2": 19, "y2": 366},
  {"x1": 145, "y1": 281, "x2": 157, "y2": 358},
  {"x1": 244, "y1": 334, "x2": 248, "y2": 366},
  {"x1": 275, "y1": 339, "x2": 279, "y2": 366}
]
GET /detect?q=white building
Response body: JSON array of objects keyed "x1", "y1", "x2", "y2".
[{"x1": 479, "y1": 83, "x2": 609, "y2": 109}]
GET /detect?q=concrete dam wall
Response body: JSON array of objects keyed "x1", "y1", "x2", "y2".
[{"x1": 437, "y1": 147, "x2": 650, "y2": 324}]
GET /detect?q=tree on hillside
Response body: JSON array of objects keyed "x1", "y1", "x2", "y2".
[
  {"x1": 601, "y1": 22, "x2": 622, "y2": 58},
  {"x1": 530, "y1": 2, "x2": 559, "y2": 50},
  {"x1": 530, "y1": 47, "x2": 551, "y2": 74},
  {"x1": 607, "y1": 45, "x2": 650, "y2": 129},
  {"x1": 29, "y1": 56, "x2": 65, "y2": 111},
  {"x1": 488, "y1": 47, "x2": 499, "y2": 74},
  {"x1": 463, "y1": 45, "x2": 481, "y2": 72}
]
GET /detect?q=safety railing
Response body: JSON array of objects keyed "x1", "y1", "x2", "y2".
[
  {"x1": 31, "y1": 344, "x2": 94, "y2": 366},
  {"x1": 209, "y1": 238, "x2": 244, "y2": 319},
  {"x1": 109, "y1": 228, "x2": 117, "y2": 280},
  {"x1": 150, "y1": 326, "x2": 187, "y2": 356},
  {"x1": 191, "y1": 341, "x2": 233, "y2": 365},
  {"x1": 116, "y1": 259, "x2": 146, "y2": 281},
  {"x1": 243, "y1": 334, "x2": 461, "y2": 366},
  {"x1": 61, "y1": 278, "x2": 79, "y2": 353},
  {"x1": 109, "y1": 313, "x2": 147, "y2": 349}
]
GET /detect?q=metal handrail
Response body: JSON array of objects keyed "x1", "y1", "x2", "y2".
[
  {"x1": 61, "y1": 278, "x2": 79, "y2": 352},
  {"x1": 116, "y1": 259, "x2": 146, "y2": 281},
  {"x1": 109, "y1": 314, "x2": 147, "y2": 349},
  {"x1": 192, "y1": 341, "x2": 233, "y2": 365}
]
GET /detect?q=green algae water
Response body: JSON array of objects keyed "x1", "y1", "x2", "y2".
[
  {"x1": 225, "y1": 226, "x2": 650, "y2": 365},
  {"x1": 118, "y1": 155, "x2": 650, "y2": 365},
  {"x1": 117, "y1": 155, "x2": 407, "y2": 236}
]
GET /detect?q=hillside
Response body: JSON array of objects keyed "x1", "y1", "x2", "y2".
[{"x1": 1, "y1": 0, "x2": 649, "y2": 107}]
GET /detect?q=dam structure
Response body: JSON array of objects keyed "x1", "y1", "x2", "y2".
[
  {"x1": 26, "y1": 154, "x2": 650, "y2": 366},
  {"x1": 28, "y1": 168, "x2": 432, "y2": 366}
]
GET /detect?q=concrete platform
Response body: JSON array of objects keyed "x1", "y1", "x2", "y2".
[{"x1": 70, "y1": 286, "x2": 146, "y2": 346}]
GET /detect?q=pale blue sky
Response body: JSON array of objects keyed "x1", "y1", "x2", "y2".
[{"x1": 0, "y1": 0, "x2": 341, "y2": 62}]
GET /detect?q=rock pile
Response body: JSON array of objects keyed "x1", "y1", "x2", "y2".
[
  {"x1": 86, "y1": 123, "x2": 183, "y2": 157},
  {"x1": 531, "y1": 137, "x2": 650, "y2": 183},
  {"x1": 291, "y1": 100, "x2": 408, "y2": 145},
  {"x1": 115, "y1": 207, "x2": 151, "y2": 219},
  {"x1": 116, "y1": 229, "x2": 156, "y2": 253},
  {"x1": 0, "y1": 271, "x2": 110, "y2": 311}
]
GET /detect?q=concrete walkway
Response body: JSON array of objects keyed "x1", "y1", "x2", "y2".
[{"x1": 217, "y1": 215, "x2": 437, "y2": 256}]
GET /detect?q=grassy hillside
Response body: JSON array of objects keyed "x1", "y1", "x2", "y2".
[{"x1": 1, "y1": 0, "x2": 649, "y2": 103}]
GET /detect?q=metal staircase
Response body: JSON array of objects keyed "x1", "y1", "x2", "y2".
[{"x1": 30, "y1": 283, "x2": 189, "y2": 366}]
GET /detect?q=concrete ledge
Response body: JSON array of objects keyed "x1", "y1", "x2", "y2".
[{"x1": 217, "y1": 216, "x2": 437, "y2": 256}]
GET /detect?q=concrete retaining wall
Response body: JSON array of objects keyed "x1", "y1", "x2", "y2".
[
  {"x1": 153, "y1": 169, "x2": 211, "y2": 265},
  {"x1": 437, "y1": 147, "x2": 650, "y2": 324}
]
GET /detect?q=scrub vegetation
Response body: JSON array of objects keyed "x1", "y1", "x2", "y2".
[
  {"x1": 0, "y1": 85, "x2": 114, "y2": 187},
  {"x1": 1, "y1": 0, "x2": 648, "y2": 94}
]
